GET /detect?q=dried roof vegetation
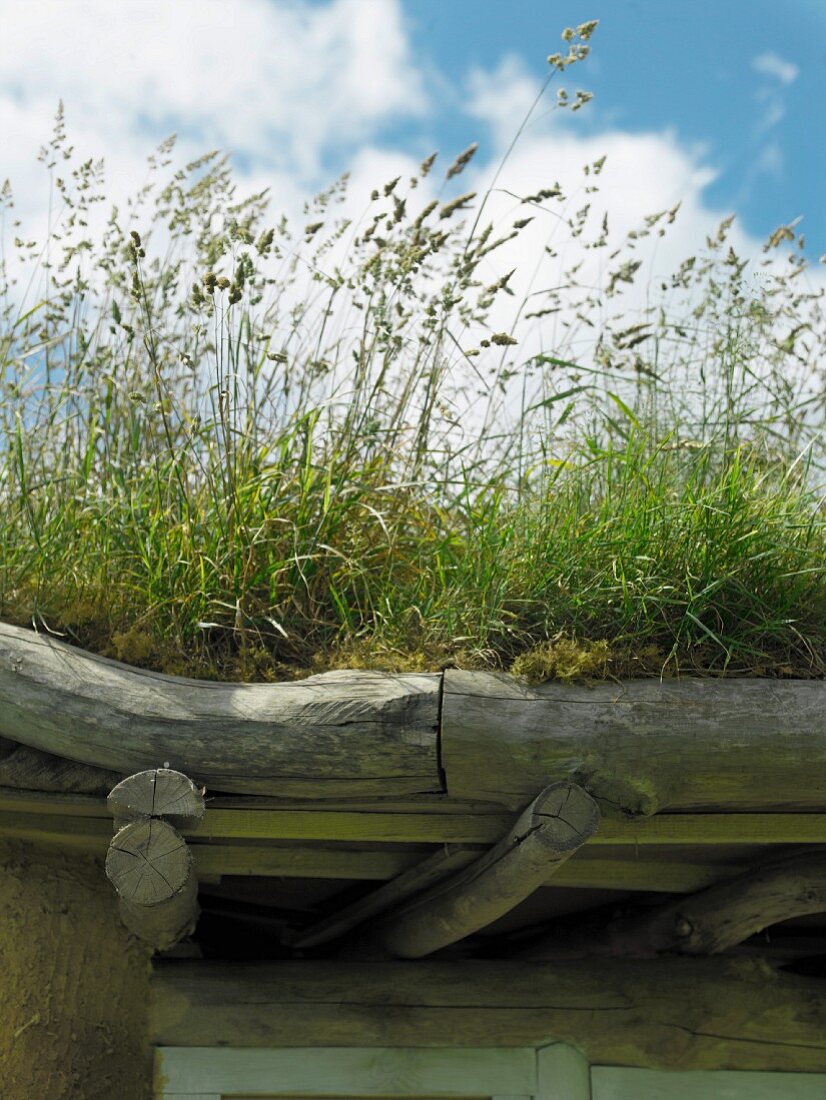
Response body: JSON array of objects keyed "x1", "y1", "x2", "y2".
[{"x1": 3, "y1": 23, "x2": 826, "y2": 683}]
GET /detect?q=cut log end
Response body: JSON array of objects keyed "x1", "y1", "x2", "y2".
[
  {"x1": 105, "y1": 818, "x2": 192, "y2": 905},
  {"x1": 367, "y1": 781, "x2": 600, "y2": 959},
  {"x1": 530, "y1": 781, "x2": 601, "y2": 851},
  {"x1": 107, "y1": 768, "x2": 205, "y2": 828}
]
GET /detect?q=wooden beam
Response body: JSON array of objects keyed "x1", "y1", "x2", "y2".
[
  {"x1": 7, "y1": 621, "x2": 826, "y2": 813},
  {"x1": 0, "y1": 737, "x2": 120, "y2": 795},
  {"x1": 441, "y1": 670, "x2": 826, "y2": 812},
  {"x1": 150, "y1": 957, "x2": 826, "y2": 1072},
  {"x1": 287, "y1": 845, "x2": 480, "y2": 949},
  {"x1": 2, "y1": 798, "x2": 826, "y2": 854},
  {"x1": 0, "y1": 621, "x2": 441, "y2": 798},
  {"x1": 369, "y1": 783, "x2": 600, "y2": 958},
  {"x1": 523, "y1": 851, "x2": 826, "y2": 960},
  {"x1": 0, "y1": 806, "x2": 746, "y2": 893}
]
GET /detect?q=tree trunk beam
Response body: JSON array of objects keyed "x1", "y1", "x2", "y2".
[
  {"x1": 523, "y1": 851, "x2": 826, "y2": 960},
  {"x1": 8, "y1": 621, "x2": 826, "y2": 810},
  {"x1": 0, "y1": 737, "x2": 122, "y2": 795},
  {"x1": 108, "y1": 768, "x2": 205, "y2": 829},
  {"x1": 0, "y1": 621, "x2": 441, "y2": 797},
  {"x1": 367, "y1": 782, "x2": 600, "y2": 958},
  {"x1": 441, "y1": 669, "x2": 826, "y2": 812},
  {"x1": 150, "y1": 957, "x2": 826, "y2": 1071},
  {"x1": 286, "y1": 844, "x2": 480, "y2": 950}
]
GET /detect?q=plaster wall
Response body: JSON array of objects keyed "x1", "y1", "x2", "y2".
[{"x1": 0, "y1": 839, "x2": 153, "y2": 1099}]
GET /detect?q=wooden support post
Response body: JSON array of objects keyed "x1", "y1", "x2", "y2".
[
  {"x1": 106, "y1": 769, "x2": 203, "y2": 950},
  {"x1": 367, "y1": 782, "x2": 600, "y2": 958},
  {"x1": 521, "y1": 850, "x2": 826, "y2": 960}
]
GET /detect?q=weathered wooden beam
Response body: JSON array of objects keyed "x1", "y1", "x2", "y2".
[
  {"x1": 0, "y1": 805, "x2": 747, "y2": 893},
  {"x1": 4, "y1": 793, "x2": 826, "y2": 848},
  {"x1": 523, "y1": 851, "x2": 826, "y2": 960},
  {"x1": 0, "y1": 621, "x2": 441, "y2": 797},
  {"x1": 8, "y1": 621, "x2": 826, "y2": 812},
  {"x1": 150, "y1": 957, "x2": 826, "y2": 1071},
  {"x1": 441, "y1": 670, "x2": 826, "y2": 812},
  {"x1": 0, "y1": 737, "x2": 122, "y2": 794},
  {"x1": 368, "y1": 783, "x2": 600, "y2": 958},
  {"x1": 287, "y1": 845, "x2": 481, "y2": 950}
]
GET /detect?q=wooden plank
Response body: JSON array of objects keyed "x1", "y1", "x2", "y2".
[
  {"x1": 442, "y1": 670, "x2": 826, "y2": 812},
  {"x1": 150, "y1": 958, "x2": 826, "y2": 1072},
  {"x1": 0, "y1": 621, "x2": 441, "y2": 797},
  {"x1": 0, "y1": 807, "x2": 738, "y2": 893},
  {"x1": 1, "y1": 787, "x2": 825, "y2": 847},
  {"x1": 156, "y1": 1047, "x2": 536, "y2": 1097},
  {"x1": 538, "y1": 1044, "x2": 591, "y2": 1100},
  {"x1": 1, "y1": 804, "x2": 826, "y2": 858},
  {"x1": 590, "y1": 1066, "x2": 826, "y2": 1099},
  {"x1": 191, "y1": 844, "x2": 421, "y2": 881}
]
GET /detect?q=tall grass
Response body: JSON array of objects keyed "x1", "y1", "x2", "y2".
[{"x1": 2, "y1": 26, "x2": 826, "y2": 680}]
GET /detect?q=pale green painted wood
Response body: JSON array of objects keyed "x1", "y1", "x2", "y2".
[
  {"x1": 155, "y1": 1047, "x2": 536, "y2": 1097},
  {"x1": 538, "y1": 1045, "x2": 591, "y2": 1100},
  {"x1": 592, "y1": 1067, "x2": 826, "y2": 1098}
]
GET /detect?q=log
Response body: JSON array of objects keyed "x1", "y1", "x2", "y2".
[
  {"x1": 368, "y1": 782, "x2": 600, "y2": 958},
  {"x1": 106, "y1": 819, "x2": 192, "y2": 905},
  {"x1": 0, "y1": 621, "x2": 440, "y2": 797},
  {"x1": 8, "y1": 618, "x2": 826, "y2": 812},
  {"x1": 106, "y1": 818, "x2": 199, "y2": 950},
  {"x1": 286, "y1": 845, "x2": 480, "y2": 950},
  {"x1": 521, "y1": 851, "x2": 826, "y2": 960},
  {"x1": 0, "y1": 737, "x2": 122, "y2": 795},
  {"x1": 441, "y1": 670, "x2": 826, "y2": 811},
  {"x1": 118, "y1": 874, "x2": 199, "y2": 951},
  {"x1": 108, "y1": 768, "x2": 205, "y2": 829},
  {"x1": 150, "y1": 957, "x2": 826, "y2": 1071}
]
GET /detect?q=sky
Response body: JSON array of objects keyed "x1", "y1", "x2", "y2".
[{"x1": 0, "y1": 0, "x2": 821, "y2": 257}]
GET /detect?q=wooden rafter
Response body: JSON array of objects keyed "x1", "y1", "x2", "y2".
[
  {"x1": 521, "y1": 850, "x2": 826, "y2": 959},
  {"x1": 364, "y1": 783, "x2": 600, "y2": 958}
]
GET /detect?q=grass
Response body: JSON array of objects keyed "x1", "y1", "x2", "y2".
[{"x1": 3, "y1": 26, "x2": 826, "y2": 682}]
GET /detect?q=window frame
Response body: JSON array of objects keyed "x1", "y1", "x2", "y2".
[{"x1": 155, "y1": 1043, "x2": 591, "y2": 1100}]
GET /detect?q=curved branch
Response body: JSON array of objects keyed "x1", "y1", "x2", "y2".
[{"x1": 521, "y1": 851, "x2": 826, "y2": 959}]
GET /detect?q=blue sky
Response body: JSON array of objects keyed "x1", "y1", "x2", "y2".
[{"x1": 401, "y1": 0, "x2": 823, "y2": 254}]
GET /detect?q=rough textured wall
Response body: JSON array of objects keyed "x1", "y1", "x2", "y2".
[{"x1": 0, "y1": 839, "x2": 153, "y2": 1100}]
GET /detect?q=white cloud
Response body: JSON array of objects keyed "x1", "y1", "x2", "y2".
[
  {"x1": 752, "y1": 51, "x2": 800, "y2": 85},
  {"x1": 0, "y1": 0, "x2": 426, "y2": 205}
]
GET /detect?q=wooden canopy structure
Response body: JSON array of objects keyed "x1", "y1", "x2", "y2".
[{"x1": 2, "y1": 619, "x2": 826, "y2": 1097}]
